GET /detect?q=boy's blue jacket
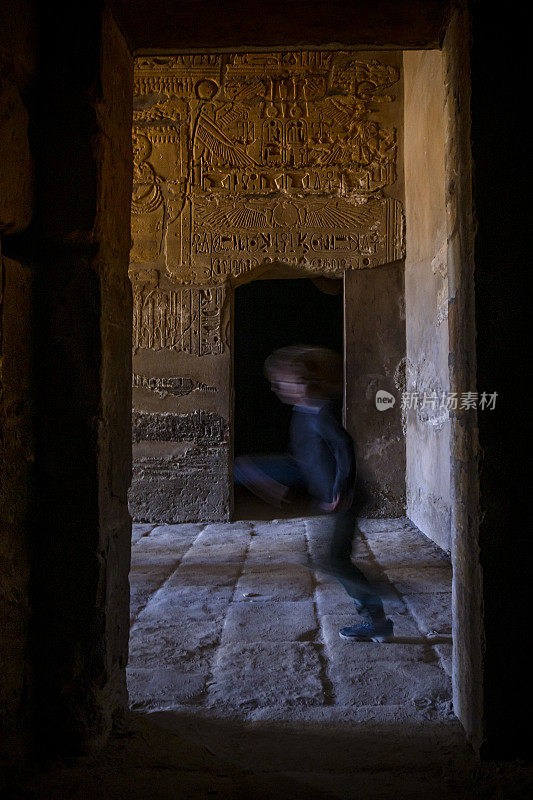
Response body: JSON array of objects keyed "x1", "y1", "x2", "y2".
[{"x1": 289, "y1": 400, "x2": 357, "y2": 504}]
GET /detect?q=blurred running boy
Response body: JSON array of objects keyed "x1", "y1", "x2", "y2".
[{"x1": 235, "y1": 345, "x2": 393, "y2": 642}]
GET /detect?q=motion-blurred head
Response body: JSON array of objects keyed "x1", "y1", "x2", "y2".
[{"x1": 264, "y1": 345, "x2": 342, "y2": 407}]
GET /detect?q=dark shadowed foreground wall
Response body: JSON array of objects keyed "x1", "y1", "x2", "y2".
[
  {"x1": 1, "y1": 0, "x2": 133, "y2": 779},
  {"x1": 28, "y1": 4, "x2": 133, "y2": 756},
  {"x1": 469, "y1": 2, "x2": 529, "y2": 759},
  {"x1": 0, "y1": 0, "x2": 37, "y2": 775}
]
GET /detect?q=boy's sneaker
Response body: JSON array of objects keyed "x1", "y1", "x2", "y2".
[{"x1": 339, "y1": 618, "x2": 394, "y2": 642}]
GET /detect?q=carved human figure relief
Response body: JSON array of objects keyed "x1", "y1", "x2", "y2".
[
  {"x1": 131, "y1": 133, "x2": 164, "y2": 262},
  {"x1": 131, "y1": 51, "x2": 404, "y2": 284}
]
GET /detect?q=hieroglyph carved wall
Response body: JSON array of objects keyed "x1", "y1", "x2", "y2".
[{"x1": 129, "y1": 51, "x2": 404, "y2": 522}]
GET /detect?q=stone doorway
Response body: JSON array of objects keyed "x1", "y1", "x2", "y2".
[
  {"x1": 126, "y1": 42, "x2": 458, "y2": 744},
  {"x1": 233, "y1": 276, "x2": 343, "y2": 493},
  {"x1": 6, "y1": 0, "x2": 522, "y2": 786}
]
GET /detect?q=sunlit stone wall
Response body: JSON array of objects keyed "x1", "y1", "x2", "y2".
[{"x1": 129, "y1": 50, "x2": 405, "y2": 521}]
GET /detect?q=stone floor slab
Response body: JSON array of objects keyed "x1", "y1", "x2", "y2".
[
  {"x1": 364, "y1": 532, "x2": 451, "y2": 569},
  {"x1": 194, "y1": 529, "x2": 252, "y2": 551},
  {"x1": 315, "y1": 581, "x2": 358, "y2": 617},
  {"x1": 330, "y1": 659, "x2": 452, "y2": 711},
  {"x1": 235, "y1": 564, "x2": 314, "y2": 602},
  {"x1": 403, "y1": 592, "x2": 453, "y2": 635},
  {"x1": 127, "y1": 667, "x2": 207, "y2": 710},
  {"x1": 221, "y1": 600, "x2": 317, "y2": 644},
  {"x1": 130, "y1": 566, "x2": 179, "y2": 620},
  {"x1": 136, "y1": 591, "x2": 229, "y2": 629},
  {"x1": 132, "y1": 523, "x2": 155, "y2": 544},
  {"x1": 129, "y1": 618, "x2": 220, "y2": 671},
  {"x1": 179, "y1": 545, "x2": 247, "y2": 566},
  {"x1": 153, "y1": 583, "x2": 235, "y2": 605},
  {"x1": 207, "y1": 642, "x2": 325, "y2": 711},
  {"x1": 130, "y1": 545, "x2": 188, "y2": 569},
  {"x1": 149, "y1": 522, "x2": 205, "y2": 538},
  {"x1": 320, "y1": 615, "x2": 439, "y2": 663},
  {"x1": 382, "y1": 565, "x2": 452, "y2": 594},
  {"x1": 359, "y1": 518, "x2": 415, "y2": 535},
  {"x1": 165, "y1": 561, "x2": 241, "y2": 590}
]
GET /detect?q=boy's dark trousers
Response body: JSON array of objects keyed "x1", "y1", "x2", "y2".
[
  {"x1": 318, "y1": 508, "x2": 387, "y2": 623},
  {"x1": 234, "y1": 454, "x2": 386, "y2": 621}
]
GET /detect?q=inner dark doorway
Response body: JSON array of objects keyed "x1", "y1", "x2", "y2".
[{"x1": 234, "y1": 277, "x2": 343, "y2": 460}]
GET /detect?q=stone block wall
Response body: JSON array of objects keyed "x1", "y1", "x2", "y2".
[
  {"x1": 344, "y1": 262, "x2": 406, "y2": 517},
  {"x1": 1, "y1": 1, "x2": 133, "y2": 772},
  {"x1": 128, "y1": 50, "x2": 405, "y2": 522},
  {"x1": 403, "y1": 50, "x2": 451, "y2": 552},
  {"x1": 0, "y1": 0, "x2": 36, "y2": 777}
]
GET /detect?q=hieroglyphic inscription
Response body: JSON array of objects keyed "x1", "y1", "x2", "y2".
[
  {"x1": 132, "y1": 410, "x2": 229, "y2": 445},
  {"x1": 130, "y1": 268, "x2": 226, "y2": 354},
  {"x1": 132, "y1": 51, "x2": 404, "y2": 283},
  {"x1": 132, "y1": 374, "x2": 217, "y2": 397}
]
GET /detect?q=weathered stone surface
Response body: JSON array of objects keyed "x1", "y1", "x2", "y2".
[
  {"x1": 315, "y1": 580, "x2": 359, "y2": 617},
  {"x1": 127, "y1": 668, "x2": 207, "y2": 710},
  {"x1": 404, "y1": 49, "x2": 451, "y2": 553},
  {"x1": 151, "y1": 522, "x2": 206, "y2": 536},
  {"x1": 364, "y1": 528, "x2": 451, "y2": 568},
  {"x1": 132, "y1": 409, "x2": 228, "y2": 444},
  {"x1": 381, "y1": 565, "x2": 452, "y2": 595},
  {"x1": 320, "y1": 614, "x2": 437, "y2": 662},
  {"x1": 130, "y1": 573, "x2": 174, "y2": 621},
  {"x1": 207, "y1": 643, "x2": 325, "y2": 710},
  {"x1": 403, "y1": 592, "x2": 452, "y2": 635},
  {"x1": 235, "y1": 564, "x2": 314, "y2": 602},
  {"x1": 129, "y1": 458, "x2": 231, "y2": 523},
  {"x1": 221, "y1": 600, "x2": 317, "y2": 644},
  {"x1": 130, "y1": 599, "x2": 225, "y2": 672},
  {"x1": 137, "y1": 593, "x2": 228, "y2": 629},
  {"x1": 359, "y1": 517, "x2": 413, "y2": 534},
  {"x1": 0, "y1": 81, "x2": 33, "y2": 233},
  {"x1": 131, "y1": 540, "x2": 191, "y2": 566},
  {"x1": 129, "y1": 620, "x2": 218, "y2": 664},
  {"x1": 132, "y1": 523, "x2": 155, "y2": 544},
  {"x1": 330, "y1": 658, "x2": 452, "y2": 710}
]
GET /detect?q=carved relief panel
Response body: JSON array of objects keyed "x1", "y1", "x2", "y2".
[
  {"x1": 131, "y1": 51, "x2": 404, "y2": 286},
  {"x1": 129, "y1": 51, "x2": 404, "y2": 523}
]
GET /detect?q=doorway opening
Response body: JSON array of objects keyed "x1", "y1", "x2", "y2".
[
  {"x1": 126, "y1": 35, "x2": 475, "y2": 773},
  {"x1": 234, "y1": 277, "x2": 343, "y2": 449},
  {"x1": 1, "y1": 1, "x2": 504, "y2": 782}
]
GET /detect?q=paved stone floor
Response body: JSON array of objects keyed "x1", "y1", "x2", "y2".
[
  {"x1": 119, "y1": 513, "x2": 476, "y2": 798},
  {"x1": 14, "y1": 514, "x2": 533, "y2": 799},
  {"x1": 18, "y1": 513, "x2": 533, "y2": 798},
  {"x1": 128, "y1": 514, "x2": 454, "y2": 720}
]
